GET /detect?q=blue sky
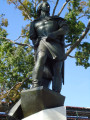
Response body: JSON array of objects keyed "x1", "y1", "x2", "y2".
[{"x1": 0, "y1": 0, "x2": 90, "y2": 108}]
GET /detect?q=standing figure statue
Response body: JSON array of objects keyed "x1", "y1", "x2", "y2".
[{"x1": 29, "y1": 1, "x2": 69, "y2": 93}]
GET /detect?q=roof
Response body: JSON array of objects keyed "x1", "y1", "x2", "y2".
[{"x1": 66, "y1": 106, "x2": 90, "y2": 119}]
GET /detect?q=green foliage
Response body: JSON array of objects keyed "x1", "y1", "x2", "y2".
[
  {"x1": 21, "y1": 24, "x2": 30, "y2": 36},
  {"x1": 18, "y1": 0, "x2": 37, "y2": 20},
  {"x1": 75, "y1": 42, "x2": 90, "y2": 68},
  {"x1": 0, "y1": 15, "x2": 8, "y2": 38},
  {"x1": 65, "y1": 0, "x2": 90, "y2": 68},
  {"x1": 65, "y1": 0, "x2": 85, "y2": 43},
  {"x1": 0, "y1": 41, "x2": 34, "y2": 88},
  {"x1": 0, "y1": 15, "x2": 34, "y2": 103},
  {"x1": 7, "y1": 0, "x2": 39, "y2": 19}
]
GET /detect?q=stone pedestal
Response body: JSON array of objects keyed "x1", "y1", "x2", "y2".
[
  {"x1": 21, "y1": 86, "x2": 65, "y2": 117},
  {"x1": 22, "y1": 106, "x2": 66, "y2": 120},
  {"x1": 8, "y1": 99, "x2": 24, "y2": 119},
  {"x1": 8, "y1": 86, "x2": 65, "y2": 119}
]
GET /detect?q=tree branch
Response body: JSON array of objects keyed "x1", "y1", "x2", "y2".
[
  {"x1": 0, "y1": 37, "x2": 33, "y2": 48},
  {"x1": 14, "y1": 35, "x2": 28, "y2": 41},
  {"x1": 57, "y1": 0, "x2": 70, "y2": 16},
  {"x1": 68, "y1": 55, "x2": 75, "y2": 58},
  {"x1": 77, "y1": 14, "x2": 90, "y2": 20},
  {"x1": 34, "y1": 0, "x2": 37, "y2": 11},
  {"x1": 66, "y1": 20, "x2": 90, "y2": 56},
  {"x1": 52, "y1": 0, "x2": 59, "y2": 16},
  {"x1": 7, "y1": 74, "x2": 32, "y2": 96},
  {"x1": 0, "y1": 73, "x2": 32, "y2": 108},
  {"x1": 18, "y1": 0, "x2": 33, "y2": 21},
  {"x1": 65, "y1": 43, "x2": 72, "y2": 48}
]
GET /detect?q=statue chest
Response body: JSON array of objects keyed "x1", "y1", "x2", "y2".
[{"x1": 35, "y1": 19, "x2": 59, "y2": 35}]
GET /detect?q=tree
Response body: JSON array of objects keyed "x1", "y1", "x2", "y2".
[
  {"x1": 65, "y1": 0, "x2": 90, "y2": 68},
  {"x1": 0, "y1": 0, "x2": 90, "y2": 111},
  {"x1": 0, "y1": 14, "x2": 34, "y2": 107}
]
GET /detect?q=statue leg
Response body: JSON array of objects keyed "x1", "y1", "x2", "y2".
[
  {"x1": 32, "y1": 51, "x2": 47, "y2": 87},
  {"x1": 52, "y1": 61, "x2": 63, "y2": 93}
]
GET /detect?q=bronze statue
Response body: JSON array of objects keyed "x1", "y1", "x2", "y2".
[{"x1": 29, "y1": 1, "x2": 69, "y2": 93}]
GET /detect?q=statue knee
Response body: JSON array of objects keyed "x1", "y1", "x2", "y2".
[{"x1": 37, "y1": 52, "x2": 47, "y2": 65}]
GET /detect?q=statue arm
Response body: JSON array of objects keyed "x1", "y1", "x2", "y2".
[
  {"x1": 48, "y1": 20, "x2": 69, "y2": 39},
  {"x1": 29, "y1": 22, "x2": 39, "y2": 47},
  {"x1": 58, "y1": 20, "x2": 69, "y2": 35}
]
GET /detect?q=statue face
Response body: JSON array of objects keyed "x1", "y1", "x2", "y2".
[
  {"x1": 37, "y1": 2, "x2": 50, "y2": 17},
  {"x1": 41, "y1": 2, "x2": 50, "y2": 13}
]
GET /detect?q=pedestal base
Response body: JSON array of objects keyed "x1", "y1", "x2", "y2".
[
  {"x1": 22, "y1": 106, "x2": 66, "y2": 120},
  {"x1": 8, "y1": 86, "x2": 65, "y2": 119},
  {"x1": 21, "y1": 86, "x2": 65, "y2": 117}
]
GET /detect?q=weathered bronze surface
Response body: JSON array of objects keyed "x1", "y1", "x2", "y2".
[
  {"x1": 8, "y1": 87, "x2": 65, "y2": 119},
  {"x1": 30, "y1": 1, "x2": 69, "y2": 93},
  {"x1": 21, "y1": 86, "x2": 65, "y2": 117}
]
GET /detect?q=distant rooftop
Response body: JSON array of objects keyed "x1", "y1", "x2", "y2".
[{"x1": 67, "y1": 106, "x2": 90, "y2": 119}]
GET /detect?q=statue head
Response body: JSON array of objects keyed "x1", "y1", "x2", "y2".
[{"x1": 37, "y1": 1, "x2": 50, "y2": 18}]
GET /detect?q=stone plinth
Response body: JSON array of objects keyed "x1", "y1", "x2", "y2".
[
  {"x1": 22, "y1": 106, "x2": 66, "y2": 120},
  {"x1": 8, "y1": 99, "x2": 23, "y2": 119},
  {"x1": 21, "y1": 86, "x2": 65, "y2": 117}
]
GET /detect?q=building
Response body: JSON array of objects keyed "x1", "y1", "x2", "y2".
[{"x1": 67, "y1": 106, "x2": 90, "y2": 120}]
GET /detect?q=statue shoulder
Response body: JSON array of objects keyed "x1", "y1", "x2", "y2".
[
  {"x1": 30, "y1": 19, "x2": 39, "y2": 27},
  {"x1": 50, "y1": 16, "x2": 68, "y2": 29},
  {"x1": 32, "y1": 17, "x2": 41, "y2": 22},
  {"x1": 30, "y1": 20, "x2": 36, "y2": 24},
  {"x1": 50, "y1": 16, "x2": 65, "y2": 21}
]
